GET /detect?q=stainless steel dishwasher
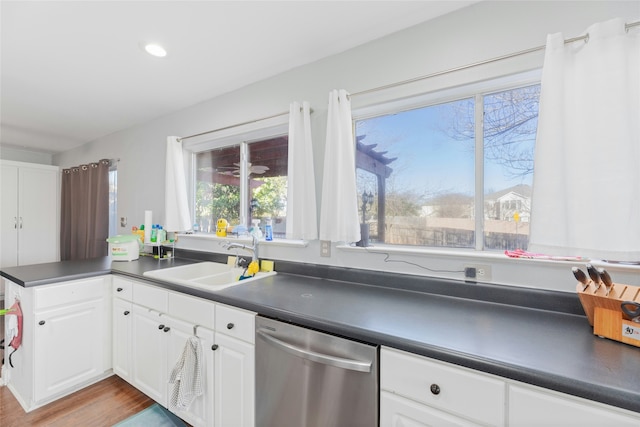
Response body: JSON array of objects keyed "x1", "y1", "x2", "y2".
[{"x1": 255, "y1": 316, "x2": 379, "y2": 427}]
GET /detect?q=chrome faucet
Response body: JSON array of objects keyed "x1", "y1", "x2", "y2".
[{"x1": 224, "y1": 235, "x2": 259, "y2": 264}]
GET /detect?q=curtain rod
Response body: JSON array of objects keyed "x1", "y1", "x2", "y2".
[
  {"x1": 179, "y1": 111, "x2": 287, "y2": 142},
  {"x1": 351, "y1": 19, "x2": 639, "y2": 98},
  {"x1": 178, "y1": 106, "x2": 314, "y2": 142}
]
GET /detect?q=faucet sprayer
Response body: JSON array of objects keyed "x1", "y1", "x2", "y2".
[{"x1": 224, "y1": 234, "x2": 259, "y2": 263}]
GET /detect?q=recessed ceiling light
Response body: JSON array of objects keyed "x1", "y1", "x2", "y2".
[{"x1": 144, "y1": 43, "x2": 167, "y2": 58}]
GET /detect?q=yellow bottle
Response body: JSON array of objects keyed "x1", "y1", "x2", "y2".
[{"x1": 216, "y1": 218, "x2": 228, "y2": 237}]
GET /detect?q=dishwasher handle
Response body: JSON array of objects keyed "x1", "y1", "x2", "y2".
[{"x1": 257, "y1": 329, "x2": 372, "y2": 373}]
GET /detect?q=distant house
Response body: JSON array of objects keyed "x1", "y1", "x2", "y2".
[
  {"x1": 485, "y1": 184, "x2": 532, "y2": 222},
  {"x1": 420, "y1": 184, "x2": 532, "y2": 222}
]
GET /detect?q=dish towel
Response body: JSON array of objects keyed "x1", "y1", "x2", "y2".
[{"x1": 169, "y1": 336, "x2": 204, "y2": 410}]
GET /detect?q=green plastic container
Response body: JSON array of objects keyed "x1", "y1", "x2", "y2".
[{"x1": 106, "y1": 235, "x2": 142, "y2": 261}]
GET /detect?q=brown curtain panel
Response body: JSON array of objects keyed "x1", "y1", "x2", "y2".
[{"x1": 60, "y1": 159, "x2": 110, "y2": 260}]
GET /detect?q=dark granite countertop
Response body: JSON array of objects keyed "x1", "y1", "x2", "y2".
[{"x1": 2, "y1": 255, "x2": 639, "y2": 414}]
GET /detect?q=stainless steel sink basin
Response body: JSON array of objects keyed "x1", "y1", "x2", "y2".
[{"x1": 142, "y1": 261, "x2": 276, "y2": 291}]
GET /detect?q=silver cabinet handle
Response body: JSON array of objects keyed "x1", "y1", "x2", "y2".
[
  {"x1": 19, "y1": 217, "x2": 23, "y2": 229},
  {"x1": 257, "y1": 330, "x2": 371, "y2": 373},
  {"x1": 14, "y1": 217, "x2": 17, "y2": 229}
]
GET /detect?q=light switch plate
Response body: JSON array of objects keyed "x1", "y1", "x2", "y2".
[{"x1": 120, "y1": 216, "x2": 127, "y2": 227}]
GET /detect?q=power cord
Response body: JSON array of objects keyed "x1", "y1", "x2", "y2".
[{"x1": 364, "y1": 247, "x2": 466, "y2": 275}]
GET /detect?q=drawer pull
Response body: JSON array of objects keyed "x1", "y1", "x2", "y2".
[
  {"x1": 227, "y1": 322, "x2": 234, "y2": 330},
  {"x1": 158, "y1": 324, "x2": 165, "y2": 330},
  {"x1": 116, "y1": 287, "x2": 123, "y2": 292},
  {"x1": 123, "y1": 311, "x2": 130, "y2": 316},
  {"x1": 430, "y1": 384, "x2": 441, "y2": 395},
  {"x1": 163, "y1": 326, "x2": 170, "y2": 332},
  {"x1": 211, "y1": 344, "x2": 219, "y2": 351},
  {"x1": 38, "y1": 320, "x2": 46, "y2": 326}
]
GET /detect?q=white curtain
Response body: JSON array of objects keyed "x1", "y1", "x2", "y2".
[
  {"x1": 319, "y1": 89, "x2": 361, "y2": 243},
  {"x1": 165, "y1": 136, "x2": 193, "y2": 232},
  {"x1": 286, "y1": 101, "x2": 318, "y2": 240},
  {"x1": 529, "y1": 18, "x2": 640, "y2": 261}
]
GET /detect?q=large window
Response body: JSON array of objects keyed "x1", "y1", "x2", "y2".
[
  {"x1": 355, "y1": 81, "x2": 540, "y2": 251},
  {"x1": 194, "y1": 136, "x2": 288, "y2": 238}
]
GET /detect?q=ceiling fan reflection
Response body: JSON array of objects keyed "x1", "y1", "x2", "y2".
[{"x1": 217, "y1": 162, "x2": 269, "y2": 177}]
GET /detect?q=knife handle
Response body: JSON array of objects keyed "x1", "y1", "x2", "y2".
[
  {"x1": 572, "y1": 267, "x2": 590, "y2": 291},
  {"x1": 586, "y1": 264, "x2": 601, "y2": 292},
  {"x1": 598, "y1": 268, "x2": 614, "y2": 296}
]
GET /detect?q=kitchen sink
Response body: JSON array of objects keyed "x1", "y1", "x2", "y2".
[{"x1": 142, "y1": 261, "x2": 276, "y2": 291}]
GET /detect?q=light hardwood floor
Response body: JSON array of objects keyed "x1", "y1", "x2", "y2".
[{"x1": 0, "y1": 375, "x2": 155, "y2": 427}]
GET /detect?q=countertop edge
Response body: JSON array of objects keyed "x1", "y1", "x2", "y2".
[
  {"x1": 209, "y1": 298, "x2": 640, "y2": 414},
  {"x1": 2, "y1": 258, "x2": 639, "y2": 415}
]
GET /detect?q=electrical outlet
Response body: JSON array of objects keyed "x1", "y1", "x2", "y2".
[
  {"x1": 464, "y1": 264, "x2": 492, "y2": 282},
  {"x1": 320, "y1": 240, "x2": 331, "y2": 257}
]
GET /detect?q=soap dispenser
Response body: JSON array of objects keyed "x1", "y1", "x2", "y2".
[
  {"x1": 250, "y1": 219, "x2": 263, "y2": 239},
  {"x1": 264, "y1": 218, "x2": 273, "y2": 241}
]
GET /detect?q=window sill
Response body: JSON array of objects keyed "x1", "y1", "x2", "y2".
[
  {"x1": 176, "y1": 233, "x2": 308, "y2": 248},
  {"x1": 337, "y1": 243, "x2": 640, "y2": 271}
]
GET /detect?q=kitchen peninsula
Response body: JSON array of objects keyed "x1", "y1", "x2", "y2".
[{"x1": 2, "y1": 254, "x2": 640, "y2": 426}]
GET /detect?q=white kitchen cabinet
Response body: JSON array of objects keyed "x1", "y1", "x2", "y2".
[
  {"x1": 114, "y1": 276, "x2": 255, "y2": 427},
  {"x1": 213, "y1": 310, "x2": 255, "y2": 427},
  {"x1": 112, "y1": 276, "x2": 133, "y2": 381},
  {"x1": 508, "y1": 383, "x2": 640, "y2": 426},
  {"x1": 3, "y1": 276, "x2": 111, "y2": 412},
  {"x1": 0, "y1": 160, "x2": 59, "y2": 269},
  {"x1": 130, "y1": 303, "x2": 216, "y2": 427},
  {"x1": 112, "y1": 296, "x2": 132, "y2": 381},
  {"x1": 33, "y1": 296, "x2": 107, "y2": 401},
  {"x1": 381, "y1": 346, "x2": 506, "y2": 427},
  {"x1": 167, "y1": 314, "x2": 215, "y2": 427},
  {"x1": 131, "y1": 303, "x2": 169, "y2": 404},
  {"x1": 382, "y1": 346, "x2": 640, "y2": 427}
]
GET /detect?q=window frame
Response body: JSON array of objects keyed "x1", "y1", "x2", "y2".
[
  {"x1": 184, "y1": 117, "x2": 289, "y2": 234},
  {"x1": 351, "y1": 69, "x2": 542, "y2": 252}
]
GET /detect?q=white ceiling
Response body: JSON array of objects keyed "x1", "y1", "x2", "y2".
[{"x1": 0, "y1": 1, "x2": 475, "y2": 155}]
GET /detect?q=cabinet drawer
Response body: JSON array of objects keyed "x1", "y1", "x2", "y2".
[
  {"x1": 381, "y1": 390, "x2": 480, "y2": 427},
  {"x1": 112, "y1": 276, "x2": 133, "y2": 301},
  {"x1": 132, "y1": 281, "x2": 168, "y2": 312},
  {"x1": 168, "y1": 291, "x2": 215, "y2": 328},
  {"x1": 509, "y1": 384, "x2": 640, "y2": 426},
  {"x1": 381, "y1": 347, "x2": 505, "y2": 426},
  {"x1": 34, "y1": 276, "x2": 107, "y2": 310},
  {"x1": 215, "y1": 304, "x2": 256, "y2": 343}
]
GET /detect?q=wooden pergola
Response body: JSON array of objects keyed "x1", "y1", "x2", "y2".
[{"x1": 355, "y1": 135, "x2": 396, "y2": 242}]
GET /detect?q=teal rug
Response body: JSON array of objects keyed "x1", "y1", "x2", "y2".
[{"x1": 113, "y1": 403, "x2": 186, "y2": 427}]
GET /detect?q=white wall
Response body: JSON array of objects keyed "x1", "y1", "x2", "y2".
[
  {"x1": 0, "y1": 146, "x2": 53, "y2": 165},
  {"x1": 53, "y1": 1, "x2": 640, "y2": 292}
]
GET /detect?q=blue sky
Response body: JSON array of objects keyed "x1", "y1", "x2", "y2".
[{"x1": 356, "y1": 98, "x2": 534, "y2": 199}]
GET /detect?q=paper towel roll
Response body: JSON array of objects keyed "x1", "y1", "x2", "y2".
[{"x1": 144, "y1": 210, "x2": 152, "y2": 243}]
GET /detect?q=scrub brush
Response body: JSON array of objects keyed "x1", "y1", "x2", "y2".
[{"x1": 239, "y1": 260, "x2": 260, "y2": 280}]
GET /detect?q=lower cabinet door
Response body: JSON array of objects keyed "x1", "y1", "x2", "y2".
[
  {"x1": 381, "y1": 391, "x2": 482, "y2": 427},
  {"x1": 214, "y1": 332, "x2": 255, "y2": 427},
  {"x1": 112, "y1": 298, "x2": 132, "y2": 381},
  {"x1": 33, "y1": 298, "x2": 105, "y2": 402},
  {"x1": 131, "y1": 305, "x2": 167, "y2": 405},
  {"x1": 166, "y1": 317, "x2": 214, "y2": 427}
]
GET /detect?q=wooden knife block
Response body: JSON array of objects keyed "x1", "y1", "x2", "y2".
[{"x1": 577, "y1": 281, "x2": 640, "y2": 348}]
